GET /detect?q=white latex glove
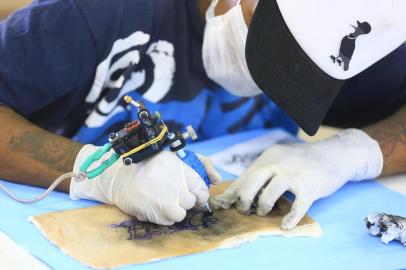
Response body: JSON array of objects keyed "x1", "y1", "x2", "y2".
[
  {"x1": 71, "y1": 145, "x2": 221, "y2": 225},
  {"x1": 210, "y1": 129, "x2": 383, "y2": 230}
]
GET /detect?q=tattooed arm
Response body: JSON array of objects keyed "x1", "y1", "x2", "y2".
[
  {"x1": 364, "y1": 104, "x2": 406, "y2": 177},
  {"x1": 0, "y1": 106, "x2": 83, "y2": 192}
]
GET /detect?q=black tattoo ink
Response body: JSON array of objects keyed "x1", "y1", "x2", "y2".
[
  {"x1": 112, "y1": 208, "x2": 217, "y2": 240},
  {"x1": 225, "y1": 153, "x2": 262, "y2": 168},
  {"x1": 224, "y1": 137, "x2": 297, "y2": 170}
]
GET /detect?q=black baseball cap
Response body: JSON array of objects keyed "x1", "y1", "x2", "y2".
[{"x1": 246, "y1": 0, "x2": 406, "y2": 135}]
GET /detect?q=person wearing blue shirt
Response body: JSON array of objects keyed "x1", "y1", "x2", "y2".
[{"x1": 0, "y1": 0, "x2": 405, "y2": 229}]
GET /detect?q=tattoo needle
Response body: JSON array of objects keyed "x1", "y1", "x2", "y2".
[{"x1": 205, "y1": 202, "x2": 212, "y2": 213}]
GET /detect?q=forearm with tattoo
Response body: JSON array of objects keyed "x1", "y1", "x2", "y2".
[
  {"x1": 364, "y1": 105, "x2": 406, "y2": 176},
  {"x1": 9, "y1": 130, "x2": 80, "y2": 173},
  {"x1": 0, "y1": 106, "x2": 83, "y2": 192}
]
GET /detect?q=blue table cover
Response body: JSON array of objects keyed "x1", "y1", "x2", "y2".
[{"x1": 1, "y1": 128, "x2": 405, "y2": 270}]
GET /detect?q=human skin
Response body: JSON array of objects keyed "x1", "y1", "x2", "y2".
[
  {"x1": 0, "y1": 106, "x2": 82, "y2": 192},
  {"x1": 0, "y1": 0, "x2": 404, "y2": 195}
]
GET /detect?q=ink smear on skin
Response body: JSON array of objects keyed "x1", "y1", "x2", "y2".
[
  {"x1": 225, "y1": 153, "x2": 262, "y2": 168},
  {"x1": 112, "y1": 208, "x2": 218, "y2": 240}
]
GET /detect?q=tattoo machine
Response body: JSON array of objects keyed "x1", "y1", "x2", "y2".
[
  {"x1": 0, "y1": 96, "x2": 211, "y2": 208},
  {"x1": 79, "y1": 95, "x2": 211, "y2": 211}
]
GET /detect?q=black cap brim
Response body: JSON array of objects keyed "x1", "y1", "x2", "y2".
[{"x1": 246, "y1": 0, "x2": 344, "y2": 135}]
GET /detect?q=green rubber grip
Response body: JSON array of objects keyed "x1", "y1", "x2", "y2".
[{"x1": 80, "y1": 143, "x2": 120, "y2": 179}]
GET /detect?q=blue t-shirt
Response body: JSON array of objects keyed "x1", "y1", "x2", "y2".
[{"x1": 0, "y1": 0, "x2": 297, "y2": 145}]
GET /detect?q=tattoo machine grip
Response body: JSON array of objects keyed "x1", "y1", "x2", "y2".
[{"x1": 178, "y1": 150, "x2": 210, "y2": 188}]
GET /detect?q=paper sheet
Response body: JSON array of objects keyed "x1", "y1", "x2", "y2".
[
  {"x1": 30, "y1": 182, "x2": 321, "y2": 269},
  {"x1": 210, "y1": 130, "x2": 298, "y2": 175},
  {"x1": 0, "y1": 230, "x2": 50, "y2": 270}
]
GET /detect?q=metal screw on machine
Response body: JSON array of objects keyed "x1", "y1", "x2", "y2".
[
  {"x1": 124, "y1": 158, "x2": 133, "y2": 166},
  {"x1": 168, "y1": 126, "x2": 198, "y2": 158},
  {"x1": 124, "y1": 95, "x2": 141, "y2": 108},
  {"x1": 183, "y1": 125, "x2": 198, "y2": 141},
  {"x1": 139, "y1": 111, "x2": 149, "y2": 120},
  {"x1": 168, "y1": 132, "x2": 181, "y2": 149},
  {"x1": 109, "y1": 132, "x2": 118, "y2": 142}
]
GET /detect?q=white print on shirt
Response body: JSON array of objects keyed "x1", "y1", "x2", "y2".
[
  {"x1": 85, "y1": 31, "x2": 176, "y2": 128},
  {"x1": 143, "y1": 40, "x2": 175, "y2": 102}
]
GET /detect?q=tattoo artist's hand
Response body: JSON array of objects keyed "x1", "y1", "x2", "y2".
[
  {"x1": 70, "y1": 147, "x2": 221, "y2": 225},
  {"x1": 210, "y1": 129, "x2": 383, "y2": 230}
]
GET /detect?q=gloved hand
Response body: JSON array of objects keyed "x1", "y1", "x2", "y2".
[
  {"x1": 210, "y1": 129, "x2": 383, "y2": 230},
  {"x1": 70, "y1": 145, "x2": 221, "y2": 225}
]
